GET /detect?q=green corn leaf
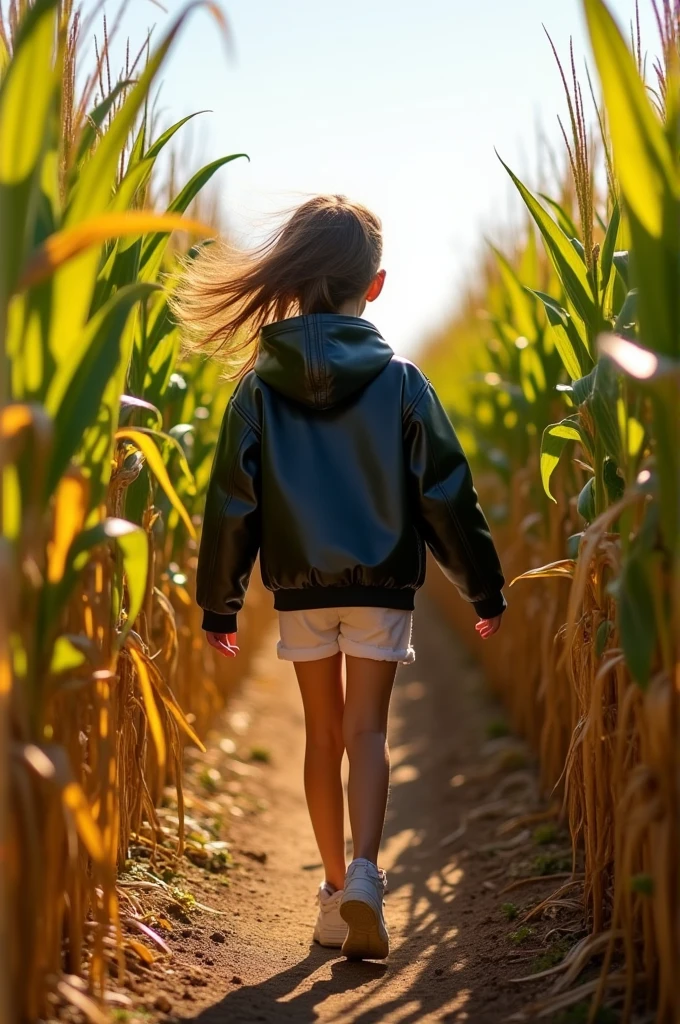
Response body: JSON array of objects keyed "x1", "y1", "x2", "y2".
[
  {"x1": 538, "y1": 193, "x2": 578, "y2": 238},
  {"x1": 612, "y1": 251, "x2": 629, "y2": 287},
  {"x1": 499, "y1": 157, "x2": 599, "y2": 336},
  {"x1": 577, "y1": 476, "x2": 596, "y2": 522},
  {"x1": 139, "y1": 153, "x2": 247, "y2": 279},
  {"x1": 540, "y1": 419, "x2": 586, "y2": 501},
  {"x1": 614, "y1": 552, "x2": 656, "y2": 687},
  {"x1": 145, "y1": 111, "x2": 208, "y2": 160},
  {"x1": 45, "y1": 283, "x2": 159, "y2": 495},
  {"x1": 490, "y1": 246, "x2": 536, "y2": 342},
  {"x1": 584, "y1": 0, "x2": 678, "y2": 240},
  {"x1": 528, "y1": 290, "x2": 591, "y2": 380},
  {"x1": 74, "y1": 80, "x2": 135, "y2": 169},
  {"x1": 0, "y1": 0, "x2": 59, "y2": 309},
  {"x1": 603, "y1": 457, "x2": 625, "y2": 503},
  {"x1": 590, "y1": 356, "x2": 623, "y2": 464},
  {"x1": 614, "y1": 288, "x2": 638, "y2": 340},
  {"x1": 599, "y1": 202, "x2": 620, "y2": 306}
]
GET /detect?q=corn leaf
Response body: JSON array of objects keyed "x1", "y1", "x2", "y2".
[
  {"x1": 18, "y1": 211, "x2": 212, "y2": 292},
  {"x1": 499, "y1": 157, "x2": 599, "y2": 336},
  {"x1": 614, "y1": 552, "x2": 656, "y2": 687},
  {"x1": 0, "y1": 0, "x2": 59, "y2": 307},
  {"x1": 45, "y1": 283, "x2": 158, "y2": 495},
  {"x1": 129, "y1": 647, "x2": 166, "y2": 772},
  {"x1": 115, "y1": 428, "x2": 197, "y2": 538},
  {"x1": 584, "y1": 0, "x2": 678, "y2": 240},
  {"x1": 540, "y1": 419, "x2": 586, "y2": 501},
  {"x1": 115, "y1": 527, "x2": 149, "y2": 647},
  {"x1": 511, "y1": 560, "x2": 576, "y2": 585},
  {"x1": 528, "y1": 290, "x2": 591, "y2": 380}
]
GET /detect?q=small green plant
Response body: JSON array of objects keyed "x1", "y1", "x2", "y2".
[
  {"x1": 486, "y1": 719, "x2": 510, "y2": 740},
  {"x1": 250, "y1": 745, "x2": 272, "y2": 763},
  {"x1": 533, "y1": 822, "x2": 558, "y2": 845},
  {"x1": 533, "y1": 852, "x2": 571, "y2": 875},
  {"x1": 198, "y1": 767, "x2": 221, "y2": 794},
  {"x1": 501, "y1": 902, "x2": 519, "y2": 921},
  {"x1": 508, "y1": 925, "x2": 536, "y2": 945},
  {"x1": 530, "y1": 937, "x2": 572, "y2": 973}
]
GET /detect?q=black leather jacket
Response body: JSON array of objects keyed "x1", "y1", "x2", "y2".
[{"x1": 198, "y1": 314, "x2": 506, "y2": 633}]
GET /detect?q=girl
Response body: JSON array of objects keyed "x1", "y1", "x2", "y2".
[{"x1": 172, "y1": 195, "x2": 505, "y2": 961}]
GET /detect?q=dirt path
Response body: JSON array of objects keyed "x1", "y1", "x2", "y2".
[{"x1": 128, "y1": 593, "x2": 574, "y2": 1024}]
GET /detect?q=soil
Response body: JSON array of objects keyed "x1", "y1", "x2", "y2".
[{"x1": 108, "y1": 591, "x2": 585, "y2": 1024}]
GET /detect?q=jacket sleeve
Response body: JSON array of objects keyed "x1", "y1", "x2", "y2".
[
  {"x1": 196, "y1": 394, "x2": 261, "y2": 633},
  {"x1": 404, "y1": 380, "x2": 506, "y2": 619}
]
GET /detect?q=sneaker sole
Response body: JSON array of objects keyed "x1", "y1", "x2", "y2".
[{"x1": 340, "y1": 899, "x2": 389, "y2": 960}]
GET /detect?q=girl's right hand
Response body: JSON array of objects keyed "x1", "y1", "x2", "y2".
[
  {"x1": 475, "y1": 615, "x2": 503, "y2": 640},
  {"x1": 206, "y1": 632, "x2": 239, "y2": 658}
]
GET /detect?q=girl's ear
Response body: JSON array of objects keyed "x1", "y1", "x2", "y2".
[{"x1": 365, "y1": 269, "x2": 386, "y2": 303}]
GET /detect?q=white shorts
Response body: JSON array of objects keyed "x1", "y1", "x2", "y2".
[{"x1": 277, "y1": 607, "x2": 415, "y2": 664}]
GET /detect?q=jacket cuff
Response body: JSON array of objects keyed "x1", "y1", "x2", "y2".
[
  {"x1": 473, "y1": 593, "x2": 507, "y2": 619},
  {"x1": 202, "y1": 609, "x2": 238, "y2": 633}
]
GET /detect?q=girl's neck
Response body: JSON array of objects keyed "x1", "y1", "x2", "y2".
[{"x1": 337, "y1": 296, "x2": 367, "y2": 318}]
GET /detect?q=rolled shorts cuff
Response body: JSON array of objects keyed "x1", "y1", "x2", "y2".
[
  {"x1": 277, "y1": 639, "x2": 340, "y2": 663},
  {"x1": 339, "y1": 637, "x2": 416, "y2": 665}
]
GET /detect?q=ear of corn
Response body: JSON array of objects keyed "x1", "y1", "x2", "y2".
[{"x1": 425, "y1": 0, "x2": 679, "y2": 1015}]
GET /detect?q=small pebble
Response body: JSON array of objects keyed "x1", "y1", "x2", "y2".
[
  {"x1": 211, "y1": 931, "x2": 226, "y2": 944},
  {"x1": 181, "y1": 928, "x2": 193, "y2": 938},
  {"x1": 434, "y1": 968, "x2": 444, "y2": 977},
  {"x1": 231, "y1": 975, "x2": 243, "y2": 985},
  {"x1": 154, "y1": 995, "x2": 173, "y2": 1014}
]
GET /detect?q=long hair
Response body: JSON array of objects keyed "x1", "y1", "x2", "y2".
[{"x1": 170, "y1": 194, "x2": 383, "y2": 378}]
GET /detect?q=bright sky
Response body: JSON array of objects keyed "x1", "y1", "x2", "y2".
[{"x1": 91, "y1": 0, "x2": 657, "y2": 355}]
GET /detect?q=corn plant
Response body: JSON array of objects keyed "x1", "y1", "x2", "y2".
[
  {"x1": 424, "y1": 1, "x2": 680, "y2": 1018},
  {"x1": 0, "y1": 0, "x2": 251, "y2": 1018}
]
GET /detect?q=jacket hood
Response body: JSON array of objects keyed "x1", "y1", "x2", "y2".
[{"x1": 254, "y1": 314, "x2": 393, "y2": 410}]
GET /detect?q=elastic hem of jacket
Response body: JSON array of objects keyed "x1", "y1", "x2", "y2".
[
  {"x1": 273, "y1": 586, "x2": 416, "y2": 613},
  {"x1": 202, "y1": 609, "x2": 238, "y2": 633},
  {"x1": 473, "y1": 593, "x2": 507, "y2": 619}
]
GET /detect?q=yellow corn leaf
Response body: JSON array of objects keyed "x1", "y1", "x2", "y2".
[
  {"x1": 130, "y1": 647, "x2": 167, "y2": 773},
  {"x1": 17, "y1": 211, "x2": 214, "y2": 292},
  {"x1": 125, "y1": 939, "x2": 157, "y2": 965},
  {"x1": 62, "y1": 781, "x2": 105, "y2": 862},
  {"x1": 511, "y1": 560, "x2": 576, "y2": 586},
  {"x1": 135, "y1": 643, "x2": 206, "y2": 752},
  {"x1": 47, "y1": 471, "x2": 90, "y2": 583},
  {"x1": 116, "y1": 428, "x2": 196, "y2": 539}
]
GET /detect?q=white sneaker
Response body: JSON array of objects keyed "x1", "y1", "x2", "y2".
[
  {"x1": 313, "y1": 882, "x2": 347, "y2": 948},
  {"x1": 340, "y1": 858, "x2": 389, "y2": 960}
]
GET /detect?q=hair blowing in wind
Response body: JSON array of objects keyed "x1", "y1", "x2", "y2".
[{"x1": 170, "y1": 194, "x2": 383, "y2": 378}]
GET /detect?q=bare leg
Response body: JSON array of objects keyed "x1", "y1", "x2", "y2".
[
  {"x1": 293, "y1": 653, "x2": 346, "y2": 891},
  {"x1": 343, "y1": 657, "x2": 397, "y2": 865}
]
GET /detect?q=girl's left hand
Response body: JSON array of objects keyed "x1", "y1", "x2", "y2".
[
  {"x1": 475, "y1": 616, "x2": 503, "y2": 640},
  {"x1": 206, "y1": 631, "x2": 239, "y2": 657}
]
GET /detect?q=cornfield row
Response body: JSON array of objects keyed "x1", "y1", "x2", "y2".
[
  {"x1": 0, "y1": 2, "x2": 262, "y2": 1020},
  {"x1": 425, "y1": 1, "x2": 679, "y2": 1019}
]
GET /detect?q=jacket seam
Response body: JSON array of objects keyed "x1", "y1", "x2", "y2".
[
  {"x1": 232, "y1": 397, "x2": 261, "y2": 436},
  {"x1": 403, "y1": 379, "x2": 429, "y2": 421},
  {"x1": 302, "y1": 317, "x2": 317, "y2": 406},
  {"x1": 415, "y1": 406, "x2": 493, "y2": 601}
]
